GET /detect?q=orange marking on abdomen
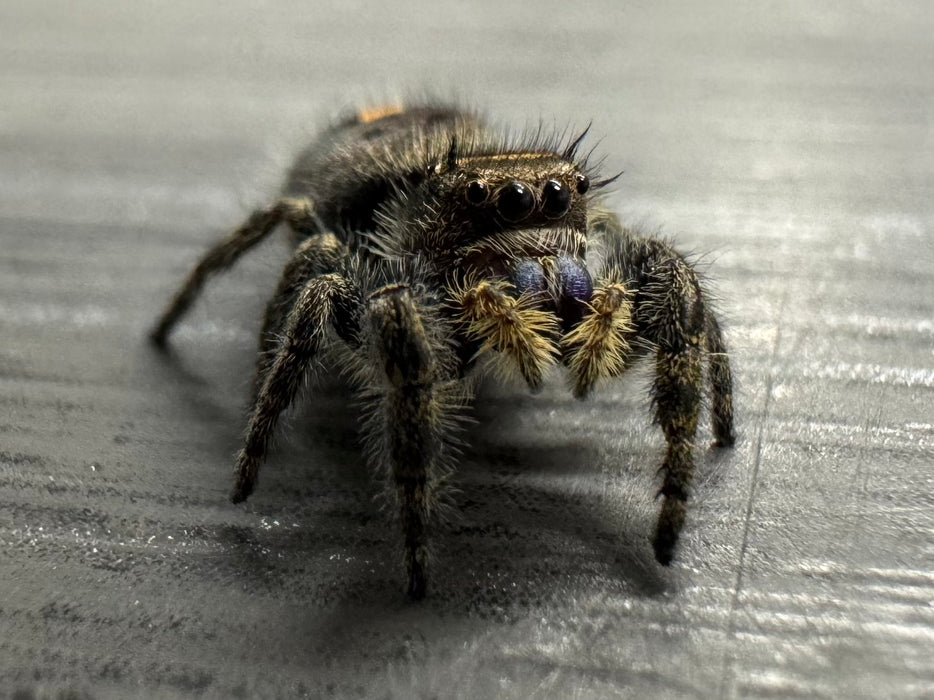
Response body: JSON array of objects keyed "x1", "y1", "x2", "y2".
[{"x1": 357, "y1": 104, "x2": 405, "y2": 123}]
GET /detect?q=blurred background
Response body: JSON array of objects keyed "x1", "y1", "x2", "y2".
[{"x1": 1, "y1": 2, "x2": 932, "y2": 698}]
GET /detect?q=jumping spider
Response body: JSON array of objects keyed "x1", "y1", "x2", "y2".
[{"x1": 150, "y1": 103, "x2": 735, "y2": 599}]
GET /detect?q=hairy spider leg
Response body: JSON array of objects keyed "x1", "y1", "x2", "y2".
[
  {"x1": 640, "y1": 256, "x2": 708, "y2": 565},
  {"x1": 253, "y1": 232, "x2": 348, "y2": 400},
  {"x1": 455, "y1": 279, "x2": 561, "y2": 391},
  {"x1": 362, "y1": 285, "x2": 467, "y2": 600},
  {"x1": 150, "y1": 197, "x2": 316, "y2": 346},
  {"x1": 231, "y1": 272, "x2": 362, "y2": 503},
  {"x1": 705, "y1": 312, "x2": 736, "y2": 447},
  {"x1": 600, "y1": 228, "x2": 735, "y2": 565},
  {"x1": 597, "y1": 217, "x2": 736, "y2": 443}
]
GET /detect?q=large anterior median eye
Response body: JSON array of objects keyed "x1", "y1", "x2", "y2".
[
  {"x1": 496, "y1": 181, "x2": 535, "y2": 222},
  {"x1": 542, "y1": 180, "x2": 571, "y2": 218}
]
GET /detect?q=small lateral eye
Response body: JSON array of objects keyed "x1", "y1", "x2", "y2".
[
  {"x1": 466, "y1": 180, "x2": 489, "y2": 205},
  {"x1": 496, "y1": 181, "x2": 535, "y2": 222},
  {"x1": 542, "y1": 180, "x2": 571, "y2": 218},
  {"x1": 575, "y1": 173, "x2": 590, "y2": 194}
]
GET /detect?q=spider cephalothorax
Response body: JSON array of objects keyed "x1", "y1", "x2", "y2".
[{"x1": 150, "y1": 103, "x2": 735, "y2": 599}]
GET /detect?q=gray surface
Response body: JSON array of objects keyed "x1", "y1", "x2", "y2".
[{"x1": 2, "y1": 2, "x2": 933, "y2": 699}]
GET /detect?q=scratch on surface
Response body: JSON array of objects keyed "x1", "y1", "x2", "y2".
[{"x1": 718, "y1": 288, "x2": 788, "y2": 700}]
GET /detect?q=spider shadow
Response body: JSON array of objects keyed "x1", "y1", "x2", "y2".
[
  {"x1": 437, "y1": 394, "x2": 673, "y2": 604},
  {"x1": 210, "y1": 375, "x2": 679, "y2": 666},
  {"x1": 139, "y1": 340, "x2": 250, "y2": 442}
]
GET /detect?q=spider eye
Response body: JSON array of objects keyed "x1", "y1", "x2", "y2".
[
  {"x1": 575, "y1": 174, "x2": 590, "y2": 195},
  {"x1": 542, "y1": 180, "x2": 571, "y2": 218},
  {"x1": 465, "y1": 180, "x2": 489, "y2": 205},
  {"x1": 496, "y1": 181, "x2": 535, "y2": 222}
]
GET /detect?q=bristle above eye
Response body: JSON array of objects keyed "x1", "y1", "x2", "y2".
[
  {"x1": 563, "y1": 123, "x2": 592, "y2": 161},
  {"x1": 593, "y1": 171, "x2": 624, "y2": 190},
  {"x1": 446, "y1": 137, "x2": 458, "y2": 170}
]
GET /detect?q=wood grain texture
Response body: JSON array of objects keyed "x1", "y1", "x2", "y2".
[{"x1": 2, "y1": 2, "x2": 932, "y2": 698}]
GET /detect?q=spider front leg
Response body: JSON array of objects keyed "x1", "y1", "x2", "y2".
[
  {"x1": 231, "y1": 272, "x2": 361, "y2": 503},
  {"x1": 363, "y1": 285, "x2": 465, "y2": 600},
  {"x1": 150, "y1": 197, "x2": 316, "y2": 346},
  {"x1": 456, "y1": 279, "x2": 560, "y2": 391}
]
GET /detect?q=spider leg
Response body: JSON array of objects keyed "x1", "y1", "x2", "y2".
[
  {"x1": 594, "y1": 214, "x2": 736, "y2": 448},
  {"x1": 231, "y1": 272, "x2": 361, "y2": 503},
  {"x1": 596, "y1": 219, "x2": 736, "y2": 565},
  {"x1": 706, "y1": 311, "x2": 736, "y2": 447},
  {"x1": 455, "y1": 279, "x2": 560, "y2": 391},
  {"x1": 150, "y1": 197, "x2": 315, "y2": 347},
  {"x1": 363, "y1": 285, "x2": 465, "y2": 599},
  {"x1": 253, "y1": 232, "x2": 348, "y2": 400},
  {"x1": 636, "y1": 256, "x2": 707, "y2": 564}
]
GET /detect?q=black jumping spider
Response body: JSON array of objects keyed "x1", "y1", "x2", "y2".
[{"x1": 151, "y1": 103, "x2": 735, "y2": 599}]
